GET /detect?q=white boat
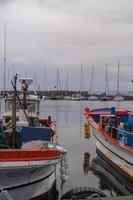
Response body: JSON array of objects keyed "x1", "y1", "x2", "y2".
[
  {"x1": 88, "y1": 95, "x2": 98, "y2": 100},
  {"x1": 63, "y1": 96, "x2": 72, "y2": 100},
  {"x1": 0, "y1": 76, "x2": 68, "y2": 200},
  {"x1": 0, "y1": 141, "x2": 65, "y2": 200},
  {"x1": 113, "y1": 95, "x2": 124, "y2": 101},
  {"x1": 84, "y1": 106, "x2": 133, "y2": 180}
]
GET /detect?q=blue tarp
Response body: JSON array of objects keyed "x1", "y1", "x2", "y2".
[{"x1": 18, "y1": 126, "x2": 52, "y2": 147}]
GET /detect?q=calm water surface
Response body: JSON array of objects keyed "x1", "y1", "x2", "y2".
[{"x1": 40, "y1": 100, "x2": 133, "y2": 198}]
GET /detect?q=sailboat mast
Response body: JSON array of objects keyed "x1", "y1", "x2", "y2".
[
  {"x1": 64, "y1": 73, "x2": 69, "y2": 91},
  {"x1": 56, "y1": 68, "x2": 59, "y2": 91},
  {"x1": 117, "y1": 61, "x2": 120, "y2": 95},
  {"x1": 105, "y1": 63, "x2": 109, "y2": 95},
  {"x1": 3, "y1": 23, "x2": 6, "y2": 91},
  {"x1": 80, "y1": 61, "x2": 83, "y2": 95},
  {"x1": 89, "y1": 65, "x2": 94, "y2": 94}
]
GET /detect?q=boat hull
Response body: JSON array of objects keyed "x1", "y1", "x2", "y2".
[
  {"x1": 89, "y1": 124, "x2": 133, "y2": 165},
  {"x1": 0, "y1": 165, "x2": 56, "y2": 200},
  {"x1": 91, "y1": 153, "x2": 133, "y2": 195}
]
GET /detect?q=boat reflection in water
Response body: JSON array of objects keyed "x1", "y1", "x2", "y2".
[
  {"x1": 83, "y1": 152, "x2": 91, "y2": 175},
  {"x1": 90, "y1": 153, "x2": 133, "y2": 196}
]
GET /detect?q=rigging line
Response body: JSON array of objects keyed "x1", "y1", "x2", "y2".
[{"x1": 11, "y1": 81, "x2": 31, "y2": 125}]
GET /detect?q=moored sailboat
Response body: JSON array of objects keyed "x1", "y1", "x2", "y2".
[
  {"x1": 100, "y1": 63, "x2": 110, "y2": 101},
  {"x1": 88, "y1": 66, "x2": 98, "y2": 100},
  {"x1": 113, "y1": 61, "x2": 124, "y2": 101}
]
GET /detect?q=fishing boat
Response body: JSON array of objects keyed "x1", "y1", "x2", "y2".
[
  {"x1": 0, "y1": 75, "x2": 68, "y2": 200},
  {"x1": 84, "y1": 106, "x2": 133, "y2": 181}
]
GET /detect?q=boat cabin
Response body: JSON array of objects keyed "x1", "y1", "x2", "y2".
[
  {"x1": 100, "y1": 115, "x2": 118, "y2": 129},
  {"x1": 100, "y1": 114, "x2": 118, "y2": 139},
  {"x1": 4, "y1": 96, "x2": 39, "y2": 114},
  {"x1": 120, "y1": 114, "x2": 133, "y2": 146}
]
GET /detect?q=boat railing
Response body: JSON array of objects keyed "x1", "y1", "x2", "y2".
[
  {"x1": 110, "y1": 125, "x2": 133, "y2": 147},
  {"x1": 112, "y1": 126, "x2": 133, "y2": 136}
]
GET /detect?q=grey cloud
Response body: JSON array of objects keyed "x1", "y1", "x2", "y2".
[{"x1": 0, "y1": 0, "x2": 133, "y2": 91}]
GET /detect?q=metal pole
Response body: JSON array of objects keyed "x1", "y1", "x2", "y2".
[{"x1": 12, "y1": 74, "x2": 17, "y2": 148}]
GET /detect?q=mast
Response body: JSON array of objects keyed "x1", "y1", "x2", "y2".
[
  {"x1": 56, "y1": 68, "x2": 58, "y2": 91},
  {"x1": 89, "y1": 65, "x2": 94, "y2": 94},
  {"x1": 7, "y1": 68, "x2": 10, "y2": 90},
  {"x1": 25, "y1": 68, "x2": 28, "y2": 78},
  {"x1": 11, "y1": 74, "x2": 17, "y2": 148},
  {"x1": 105, "y1": 63, "x2": 109, "y2": 95},
  {"x1": 116, "y1": 61, "x2": 120, "y2": 95},
  {"x1": 56, "y1": 67, "x2": 61, "y2": 92},
  {"x1": 43, "y1": 68, "x2": 47, "y2": 91},
  {"x1": 3, "y1": 23, "x2": 6, "y2": 91},
  {"x1": 80, "y1": 61, "x2": 84, "y2": 96},
  {"x1": 22, "y1": 79, "x2": 28, "y2": 109},
  {"x1": 64, "y1": 73, "x2": 69, "y2": 91},
  {"x1": 34, "y1": 72, "x2": 37, "y2": 94},
  {"x1": 67, "y1": 73, "x2": 69, "y2": 91}
]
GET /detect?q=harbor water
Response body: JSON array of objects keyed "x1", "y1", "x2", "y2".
[{"x1": 40, "y1": 100, "x2": 133, "y2": 199}]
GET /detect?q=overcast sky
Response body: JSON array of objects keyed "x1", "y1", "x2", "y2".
[{"x1": 0, "y1": 0, "x2": 133, "y2": 92}]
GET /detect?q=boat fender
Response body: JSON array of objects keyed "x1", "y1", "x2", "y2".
[
  {"x1": 48, "y1": 144, "x2": 54, "y2": 148},
  {"x1": 60, "y1": 153, "x2": 69, "y2": 182},
  {"x1": 61, "y1": 160, "x2": 65, "y2": 167},
  {"x1": 56, "y1": 145, "x2": 65, "y2": 152},
  {"x1": 61, "y1": 174, "x2": 69, "y2": 182},
  {"x1": 83, "y1": 122, "x2": 90, "y2": 139},
  {"x1": 60, "y1": 167, "x2": 66, "y2": 174},
  {"x1": 65, "y1": 168, "x2": 69, "y2": 176},
  {"x1": 65, "y1": 161, "x2": 69, "y2": 168}
]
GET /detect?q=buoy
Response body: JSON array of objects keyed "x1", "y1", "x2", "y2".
[
  {"x1": 83, "y1": 122, "x2": 90, "y2": 139},
  {"x1": 83, "y1": 152, "x2": 90, "y2": 175},
  {"x1": 61, "y1": 160, "x2": 65, "y2": 167},
  {"x1": 60, "y1": 167, "x2": 66, "y2": 174},
  {"x1": 65, "y1": 169, "x2": 69, "y2": 176},
  {"x1": 60, "y1": 153, "x2": 69, "y2": 182},
  {"x1": 61, "y1": 174, "x2": 69, "y2": 182}
]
